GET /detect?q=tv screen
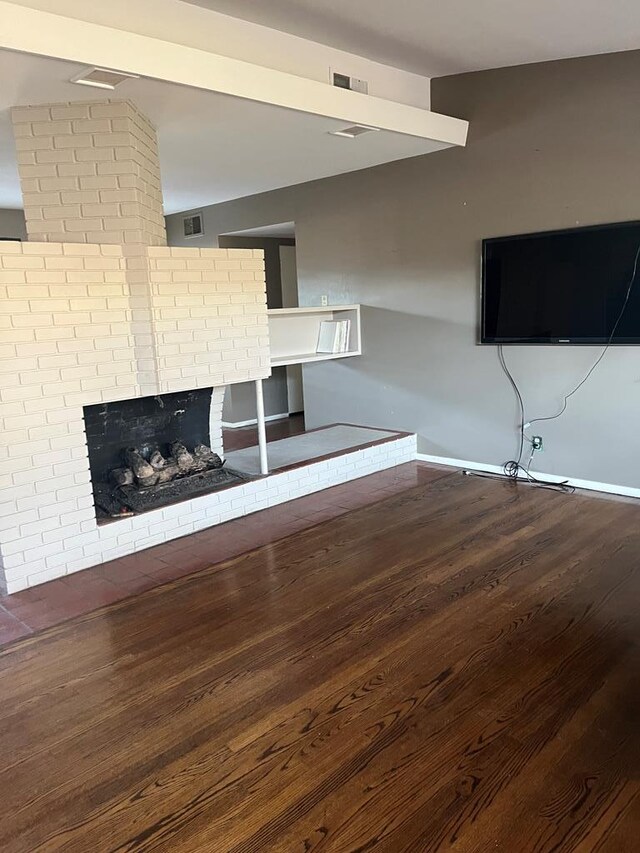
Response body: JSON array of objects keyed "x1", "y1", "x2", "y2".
[{"x1": 481, "y1": 221, "x2": 640, "y2": 344}]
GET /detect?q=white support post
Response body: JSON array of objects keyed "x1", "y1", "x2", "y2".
[{"x1": 255, "y1": 378, "x2": 269, "y2": 475}]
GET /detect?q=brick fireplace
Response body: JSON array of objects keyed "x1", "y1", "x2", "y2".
[
  {"x1": 83, "y1": 386, "x2": 235, "y2": 519},
  {"x1": 0, "y1": 99, "x2": 270, "y2": 592},
  {"x1": 0, "y1": 96, "x2": 417, "y2": 594}
]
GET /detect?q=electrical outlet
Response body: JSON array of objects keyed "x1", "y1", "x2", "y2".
[
  {"x1": 321, "y1": 295, "x2": 328, "y2": 306},
  {"x1": 532, "y1": 435, "x2": 544, "y2": 451}
]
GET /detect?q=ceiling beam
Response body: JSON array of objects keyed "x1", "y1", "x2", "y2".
[{"x1": 0, "y1": 0, "x2": 468, "y2": 147}]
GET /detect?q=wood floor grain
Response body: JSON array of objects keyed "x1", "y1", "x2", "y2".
[{"x1": 1, "y1": 471, "x2": 639, "y2": 852}]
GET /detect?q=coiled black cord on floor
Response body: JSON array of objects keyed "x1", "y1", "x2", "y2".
[{"x1": 497, "y1": 346, "x2": 573, "y2": 493}]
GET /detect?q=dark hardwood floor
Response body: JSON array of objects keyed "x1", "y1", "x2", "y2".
[
  {"x1": 222, "y1": 412, "x2": 305, "y2": 452},
  {"x1": 1, "y1": 470, "x2": 639, "y2": 852}
]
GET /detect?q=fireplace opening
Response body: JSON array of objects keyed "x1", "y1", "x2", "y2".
[{"x1": 83, "y1": 388, "x2": 249, "y2": 521}]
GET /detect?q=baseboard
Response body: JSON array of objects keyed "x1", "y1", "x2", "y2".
[
  {"x1": 222, "y1": 412, "x2": 289, "y2": 429},
  {"x1": 415, "y1": 453, "x2": 640, "y2": 500}
]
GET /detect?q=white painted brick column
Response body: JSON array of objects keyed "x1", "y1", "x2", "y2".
[
  {"x1": 12, "y1": 101, "x2": 166, "y2": 246},
  {"x1": 210, "y1": 386, "x2": 226, "y2": 457}
]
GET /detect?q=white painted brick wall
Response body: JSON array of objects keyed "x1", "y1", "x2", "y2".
[
  {"x1": 209, "y1": 386, "x2": 225, "y2": 458},
  {"x1": 0, "y1": 239, "x2": 275, "y2": 591},
  {"x1": 147, "y1": 247, "x2": 270, "y2": 393},
  {"x1": 0, "y1": 242, "x2": 269, "y2": 397},
  {"x1": 12, "y1": 101, "x2": 166, "y2": 246}
]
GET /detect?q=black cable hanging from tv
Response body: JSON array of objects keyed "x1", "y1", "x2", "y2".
[
  {"x1": 493, "y1": 237, "x2": 640, "y2": 493},
  {"x1": 497, "y1": 346, "x2": 573, "y2": 492},
  {"x1": 526, "y1": 240, "x2": 640, "y2": 428}
]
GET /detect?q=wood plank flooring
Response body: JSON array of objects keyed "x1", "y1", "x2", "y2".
[{"x1": 1, "y1": 470, "x2": 639, "y2": 852}]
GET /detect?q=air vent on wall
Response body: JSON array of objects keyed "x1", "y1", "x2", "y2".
[
  {"x1": 331, "y1": 71, "x2": 368, "y2": 95},
  {"x1": 183, "y1": 212, "x2": 204, "y2": 239},
  {"x1": 329, "y1": 124, "x2": 380, "y2": 139},
  {"x1": 70, "y1": 67, "x2": 139, "y2": 90}
]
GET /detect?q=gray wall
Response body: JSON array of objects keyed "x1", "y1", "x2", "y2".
[
  {"x1": 222, "y1": 378, "x2": 287, "y2": 425},
  {"x1": 166, "y1": 50, "x2": 640, "y2": 488},
  {"x1": 0, "y1": 208, "x2": 26, "y2": 240}
]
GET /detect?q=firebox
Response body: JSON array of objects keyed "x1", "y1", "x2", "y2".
[{"x1": 83, "y1": 387, "x2": 248, "y2": 521}]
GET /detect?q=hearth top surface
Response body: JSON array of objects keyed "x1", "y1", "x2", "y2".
[{"x1": 225, "y1": 425, "x2": 403, "y2": 475}]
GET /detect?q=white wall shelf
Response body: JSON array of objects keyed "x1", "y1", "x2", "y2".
[{"x1": 268, "y1": 305, "x2": 361, "y2": 367}]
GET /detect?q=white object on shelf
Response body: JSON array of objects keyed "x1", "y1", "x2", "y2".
[
  {"x1": 316, "y1": 319, "x2": 351, "y2": 353},
  {"x1": 317, "y1": 320, "x2": 340, "y2": 353},
  {"x1": 268, "y1": 305, "x2": 361, "y2": 367},
  {"x1": 338, "y1": 319, "x2": 351, "y2": 352}
]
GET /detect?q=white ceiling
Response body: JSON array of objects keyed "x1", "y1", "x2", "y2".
[
  {"x1": 0, "y1": 49, "x2": 450, "y2": 213},
  {"x1": 222, "y1": 222, "x2": 296, "y2": 239},
  {"x1": 186, "y1": 0, "x2": 640, "y2": 77}
]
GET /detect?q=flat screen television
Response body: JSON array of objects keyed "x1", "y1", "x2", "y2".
[{"x1": 481, "y1": 221, "x2": 640, "y2": 344}]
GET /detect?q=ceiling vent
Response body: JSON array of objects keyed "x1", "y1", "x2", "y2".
[
  {"x1": 329, "y1": 124, "x2": 380, "y2": 139},
  {"x1": 183, "y1": 212, "x2": 204, "y2": 239},
  {"x1": 70, "y1": 67, "x2": 139, "y2": 90}
]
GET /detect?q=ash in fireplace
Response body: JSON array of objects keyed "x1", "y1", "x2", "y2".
[{"x1": 94, "y1": 441, "x2": 250, "y2": 519}]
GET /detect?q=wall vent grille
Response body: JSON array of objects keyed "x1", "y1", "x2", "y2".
[
  {"x1": 329, "y1": 124, "x2": 380, "y2": 139},
  {"x1": 70, "y1": 67, "x2": 139, "y2": 90},
  {"x1": 183, "y1": 212, "x2": 204, "y2": 238}
]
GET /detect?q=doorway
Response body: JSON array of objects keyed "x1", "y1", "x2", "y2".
[
  {"x1": 218, "y1": 222, "x2": 305, "y2": 430},
  {"x1": 278, "y1": 242, "x2": 304, "y2": 417}
]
